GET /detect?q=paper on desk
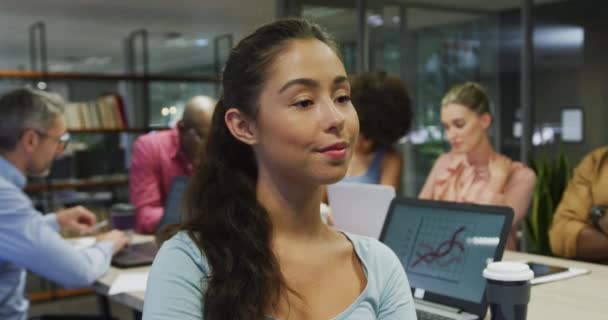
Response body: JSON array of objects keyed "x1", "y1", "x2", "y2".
[
  {"x1": 530, "y1": 268, "x2": 590, "y2": 285},
  {"x1": 108, "y1": 272, "x2": 149, "y2": 295}
]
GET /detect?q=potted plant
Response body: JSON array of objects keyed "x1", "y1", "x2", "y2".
[{"x1": 525, "y1": 149, "x2": 571, "y2": 255}]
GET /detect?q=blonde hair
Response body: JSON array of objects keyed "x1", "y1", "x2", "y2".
[{"x1": 441, "y1": 82, "x2": 491, "y2": 116}]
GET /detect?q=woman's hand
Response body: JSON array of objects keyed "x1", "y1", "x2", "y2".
[{"x1": 488, "y1": 155, "x2": 512, "y2": 192}]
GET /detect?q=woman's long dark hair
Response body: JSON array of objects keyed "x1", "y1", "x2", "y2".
[{"x1": 181, "y1": 19, "x2": 339, "y2": 319}]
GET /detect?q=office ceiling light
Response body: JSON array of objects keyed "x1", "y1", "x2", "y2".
[
  {"x1": 535, "y1": 26, "x2": 584, "y2": 49},
  {"x1": 367, "y1": 14, "x2": 384, "y2": 27},
  {"x1": 163, "y1": 32, "x2": 208, "y2": 48},
  {"x1": 193, "y1": 38, "x2": 209, "y2": 47},
  {"x1": 49, "y1": 62, "x2": 74, "y2": 71},
  {"x1": 83, "y1": 56, "x2": 112, "y2": 66}
]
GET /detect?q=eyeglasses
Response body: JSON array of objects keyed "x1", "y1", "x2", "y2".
[{"x1": 33, "y1": 130, "x2": 71, "y2": 149}]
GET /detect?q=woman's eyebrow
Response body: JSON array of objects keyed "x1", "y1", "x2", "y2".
[
  {"x1": 278, "y1": 75, "x2": 348, "y2": 94},
  {"x1": 278, "y1": 78, "x2": 319, "y2": 93}
]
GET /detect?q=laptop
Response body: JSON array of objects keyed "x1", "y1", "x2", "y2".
[
  {"x1": 327, "y1": 182, "x2": 395, "y2": 239},
  {"x1": 111, "y1": 176, "x2": 190, "y2": 268},
  {"x1": 379, "y1": 198, "x2": 513, "y2": 320},
  {"x1": 157, "y1": 176, "x2": 190, "y2": 231}
]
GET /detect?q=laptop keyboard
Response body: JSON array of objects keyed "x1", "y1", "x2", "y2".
[
  {"x1": 416, "y1": 309, "x2": 456, "y2": 320},
  {"x1": 128, "y1": 241, "x2": 158, "y2": 255}
]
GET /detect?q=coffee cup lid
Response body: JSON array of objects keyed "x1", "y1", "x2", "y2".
[{"x1": 483, "y1": 261, "x2": 534, "y2": 282}]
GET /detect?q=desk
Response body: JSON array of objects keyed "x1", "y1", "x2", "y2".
[
  {"x1": 94, "y1": 243, "x2": 608, "y2": 318},
  {"x1": 498, "y1": 251, "x2": 608, "y2": 319},
  {"x1": 93, "y1": 234, "x2": 154, "y2": 312}
]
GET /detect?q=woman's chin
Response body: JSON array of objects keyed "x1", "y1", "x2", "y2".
[
  {"x1": 317, "y1": 169, "x2": 349, "y2": 185},
  {"x1": 450, "y1": 146, "x2": 466, "y2": 154}
]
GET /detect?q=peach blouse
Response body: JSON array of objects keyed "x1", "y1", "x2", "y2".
[{"x1": 419, "y1": 152, "x2": 537, "y2": 250}]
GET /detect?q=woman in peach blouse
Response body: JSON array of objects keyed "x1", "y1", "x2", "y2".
[{"x1": 419, "y1": 82, "x2": 536, "y2": 250}]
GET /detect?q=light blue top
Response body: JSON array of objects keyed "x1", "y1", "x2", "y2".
[
  {"x1": 343, "y1": 149, "x2": 385, "y2": 184},
  {"x1": 143, "y1": 231, "x2": 416, "y2": 320},
  {"x1": 0, "y1": 156, "x2": 114, "y2": 320}
]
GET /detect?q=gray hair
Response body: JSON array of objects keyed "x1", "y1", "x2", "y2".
[{"x1": 0, "y1": 88, "x2": 65, "y2": 151}]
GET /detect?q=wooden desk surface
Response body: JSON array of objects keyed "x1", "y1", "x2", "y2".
[
  {"x1": 95, "y1": 239, "x2": 608, "y2": 317},
  {"x1": 498, "y1": 251, "x2": 608, "y2": 320},
  {"x1": 93, "y1": 234, "x2": 153, "y2": 312}
]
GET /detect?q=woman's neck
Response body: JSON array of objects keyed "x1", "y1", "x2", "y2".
[
  {"x1": 466, "y1": 135, "x2": 495, "y2": 167},
  {"x1": 256, "y1": 169, "x2": 327, "y2": 243}
]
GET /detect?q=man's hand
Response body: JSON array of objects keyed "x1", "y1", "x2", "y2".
[
  {"x1": 96, "y1": 230, "x2": 130, "y2": 255},
  {"x1": 56, "y1": 206, "x2": 97, "y2": 233}
]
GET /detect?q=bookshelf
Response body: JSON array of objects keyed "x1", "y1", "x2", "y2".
[
  {"x1": 67, "y1": 127, "x2": 169, "y2": 134},
  {"x1": 25, "y1": 178, "x2": 129, "y2": 192},
  {"x1": 1, "y1": 69, "x2": 219, "y2": 193}
]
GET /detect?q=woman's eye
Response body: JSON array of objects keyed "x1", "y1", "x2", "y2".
[
  {"x1": 454, "y1": 121, "x2": 465, "y2": 129},
  {"x1": 335, "y1": 95, "x2": 351, "y2": 104},
  {"x1": 293, "y1": 99, "x2": 314, "y2": 108}
]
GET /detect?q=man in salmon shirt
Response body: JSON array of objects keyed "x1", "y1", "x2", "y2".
[{"x1": 129, "y1": 95, "x2": 216, "y2": 234}]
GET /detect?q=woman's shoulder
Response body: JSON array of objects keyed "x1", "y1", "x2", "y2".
[
  {"x1": 153, "y1": 231, "x2": 209, "y2": 274},
  {"x1": 343, "y1": 232, "x2": 402, "y2": 271},
  {"x1": 381, "y1": 148, "x2": 403, "y2": 165},
  {"x1": 508, "y1": 159, "x2": 537, "y2": 184}
]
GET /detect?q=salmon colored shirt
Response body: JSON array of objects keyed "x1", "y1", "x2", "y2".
[
  {"x1": 129, "y1": 129, "x2": 194, "y2": 234},
  {"x1": 419, "y1": 152, "x2": 536, "y2": 250}
]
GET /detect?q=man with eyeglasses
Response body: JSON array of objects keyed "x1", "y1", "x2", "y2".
[
  {"x1": 0, "y1": 88, "x2": 129, "y2": 320},
  {"x1": 130, "y1": 95, "x2": 216, "y2": 234}
]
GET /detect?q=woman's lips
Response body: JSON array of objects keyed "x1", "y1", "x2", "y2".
[{"x1": 317, "y1": 142, "x2": 348, "y2": 160}]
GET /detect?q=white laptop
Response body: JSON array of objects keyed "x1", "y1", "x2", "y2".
[
  {"x1": 380, "y1": 198, "x2": 513, "y2": 320},
  {"x1": 327, "y1": 182, "x2": 395, "y2": 239}
]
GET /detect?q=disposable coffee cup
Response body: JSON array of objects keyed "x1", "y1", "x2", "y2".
[
  {"x1": 483, "y1": 261, "x2": 534, "y2": 320},
  {"x1": 109, "y1": 203, "x2": 135, "y2": 230}
]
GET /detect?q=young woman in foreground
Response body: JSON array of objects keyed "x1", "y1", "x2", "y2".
[
  {"x1": 143, "y1": 19, "x2": 416, "y2": 320},
  {"x1": 419, "y1": 82, "x2": 536, "y2": 250}
]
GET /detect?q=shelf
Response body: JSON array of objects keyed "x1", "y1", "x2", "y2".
[
  {"x1": 29, "y1": 288, "x2": 95, "y2": 304},
  {"x1": 0, "y1": 70, "x2": 220, "y2": 82},
  {"x1": 68, "y1": 127, "x2": 170, "y2": 134},
  {"x1": 25, "y1": 178, "x2": 129, "y2": 192}
]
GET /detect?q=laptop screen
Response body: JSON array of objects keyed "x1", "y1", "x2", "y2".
[
  {"x1": 380, "y1": 198, "x2": 512, "y2": 316},
  {"x1": 158, "y1": 176, "x2": 190, "y2": 230},
  {"x1": 327, "y1": 182, "x2": 395, "y2": 239}
]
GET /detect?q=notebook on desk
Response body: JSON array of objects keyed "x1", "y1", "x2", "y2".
[
  {"x1": 112, "y1": 176, "x2": 190, "y2": 268},
  {"x1": 379, "y1": 198, "x2": 513, "y2": 320},
  {"x1": 327, "y1": 182, "x2": 395, "y2": 239}
]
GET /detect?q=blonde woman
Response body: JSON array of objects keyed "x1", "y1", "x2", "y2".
[{"x1": 419, "y1": 82, "x2": 536, "y2": 250}]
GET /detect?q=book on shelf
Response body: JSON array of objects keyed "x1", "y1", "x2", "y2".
[{"x1": 64, "y1": 93, "x2": 128, "y2": 130}]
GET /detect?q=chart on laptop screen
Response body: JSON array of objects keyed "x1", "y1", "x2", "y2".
[{"x1": 407, "y1": 219, "x2": 476, "y2": 283}]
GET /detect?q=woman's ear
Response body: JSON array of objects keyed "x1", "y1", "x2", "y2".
[
  {"x1": 480, "y1": 112, "x2": 492, "y2": 130},
  {"x1": 225, "y1": 108, "x2": 258, "y2": 145}
]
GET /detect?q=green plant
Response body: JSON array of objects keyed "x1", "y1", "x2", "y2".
[{"x1": 525, "y1": 149, "x2": 571, "y2": 255}]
